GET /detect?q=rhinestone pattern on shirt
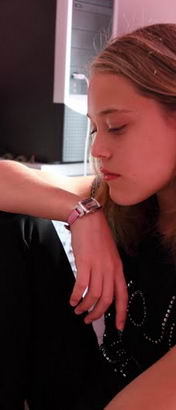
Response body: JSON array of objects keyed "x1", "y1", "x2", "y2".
[{"x1": 100, "y1": 277, "x2": 176, "y2": 383}]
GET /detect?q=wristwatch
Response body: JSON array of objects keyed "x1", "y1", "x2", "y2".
[{"x1": 66, "y1": 197, "x2": 102, "y2": 229}]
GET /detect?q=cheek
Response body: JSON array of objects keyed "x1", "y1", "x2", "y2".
[
  {"x1": 116, "y1": 139, "x2": 176, "y2": 199},
  {"x1": 128, "y1": 152, "x2": 176, "y2": 184},
  {"x1": 123, "y1": 129, "x2": 176, "y2": 178}
]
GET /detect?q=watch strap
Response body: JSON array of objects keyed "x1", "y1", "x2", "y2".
[
  {"x1": 65, "y1": 197, "x2": 101, "y2": 230},
  {"x1": 67, "y1": 208, "x2": 81, "y2": 226}
]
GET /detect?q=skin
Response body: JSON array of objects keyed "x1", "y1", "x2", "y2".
[
  {"x1": 88, "y1": 72, "x2": 176, "y2": 408},
  {"x1": 104, "y1": 347, "x2": 176, "y2": 410},
  {"x1": 88, "y1": 72, "x2": 176, "y2": 215},
  {"x1": 0, "y1": 160, "x2": 127, "y2": 329}
]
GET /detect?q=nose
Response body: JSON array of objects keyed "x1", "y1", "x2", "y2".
[{"x1": 91, "y1": 133, "x2": 112, "y2": 159}]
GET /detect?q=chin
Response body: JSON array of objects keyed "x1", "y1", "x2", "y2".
[
  {"x1": 109, "y1": 191, "x2": 130, "y2": 206},
  {"x1": 109, "y1": 189, "x2": 145, "y2": 207}
]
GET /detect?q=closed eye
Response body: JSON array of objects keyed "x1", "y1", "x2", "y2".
[
  {"x1": 89, "y1": 124, "x2": 127, "y2": 137},
  {"x1": 108, "y1": 125, "x2": 127, "y2": 133}
]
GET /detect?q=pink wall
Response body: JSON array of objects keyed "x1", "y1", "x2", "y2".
[{"x1": 113, "y1": 0, "x2": 176, "y2": 36}]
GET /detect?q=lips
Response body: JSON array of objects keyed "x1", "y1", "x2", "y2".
[{"x1": 100, "y1": 168, "x2": 120, "y2": 181}]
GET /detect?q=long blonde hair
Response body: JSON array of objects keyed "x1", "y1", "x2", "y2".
[{"x1": 90, "y1": 23, "x2": 176, "y2": 256}]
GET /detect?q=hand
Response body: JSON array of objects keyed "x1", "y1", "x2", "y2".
[{"x1": 69, "y1": 209, "x2": 128, "y2": 330}]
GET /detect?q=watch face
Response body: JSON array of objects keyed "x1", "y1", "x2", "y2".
[{"x1": 81, "y1": 198, "x2": 100, "y2": 211}]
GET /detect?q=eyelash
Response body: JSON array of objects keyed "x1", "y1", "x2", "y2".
[
  {"x1": 108, "y1": 125, "x2": 127, "y2": 134},
  {"x1": 90, "y1": 124, "x2": 127, "y2": 136}
]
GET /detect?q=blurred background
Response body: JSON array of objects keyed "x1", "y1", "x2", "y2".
[{"x1": 0, "y1": 0, "x2": 175, "y2": 175}]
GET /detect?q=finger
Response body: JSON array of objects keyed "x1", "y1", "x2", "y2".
[
  {"x1": 74, "y1": 270, "x2": 103, "y2": 314},
  {"x1": 70, "y1": 268, "x2": 90, "y2": 307},
  {"x1": 114, "y1": 275, "x2": 128, "y2": 330},
  {"x1": 84, "y1": 274, "x2": 114, "y2": 323}
]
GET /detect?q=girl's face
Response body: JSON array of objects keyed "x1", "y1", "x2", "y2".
[{"x1": 88, "y1": 72, "x2": 176, "y2": 207}]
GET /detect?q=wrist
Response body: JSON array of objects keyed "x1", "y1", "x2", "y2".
[{"x1": 65, "y1": 197, "x2": 102, "y2": 230}]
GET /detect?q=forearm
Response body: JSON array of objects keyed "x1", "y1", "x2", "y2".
[
  {"x1": 0, "y1": 160, "x2": 87, "y2": 220},
  {"x1": 105, "y1": 347, "x2": 176, "y2": 410},
  {"x1": 36, "y1": 169, "x2": 94, "y2": 197},
  {"x1": 0, "y1": 160, "x2": 128, "y2": 332}
]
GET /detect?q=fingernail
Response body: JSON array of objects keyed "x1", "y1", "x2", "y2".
[
  {"x1": 74, "y1": 308, "x2": 82, "y2": 315},
  {"x1": 117, "y1": 321, "x2": 125, "y2": 331},
  {"x1": 70, "y1": 300, "x2": 77, "y2": 307}
]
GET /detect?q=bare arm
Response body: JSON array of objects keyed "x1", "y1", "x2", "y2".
[
  {"x1": 34, "y1": 168, "x2": 94, "y2": 197},
  {"x1": 105, "y1": 347, "x2": 176, "y2": 410},
  {"x1": 0, "y1": 160, "x2": 93, "y2": 219},
  {"x1": 0, "y1": 160, "x2": 128, "y2": 329}
]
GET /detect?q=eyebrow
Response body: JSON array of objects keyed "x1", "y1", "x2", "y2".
[{"x1": 87, "y1": 108, "x2": 132, "y2": 118}]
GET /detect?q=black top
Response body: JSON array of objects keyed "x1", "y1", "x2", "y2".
[
  {"x1": 100, "y1": 232, "x2": 176, "y2": 391},
  {"x1": 1, "y1": 211, "x2": 176, "y2": 409}
]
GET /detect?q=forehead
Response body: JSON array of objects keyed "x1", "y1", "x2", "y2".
[{"x1": 88, "y1": 72, "x2": 148, "y2": 117}]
